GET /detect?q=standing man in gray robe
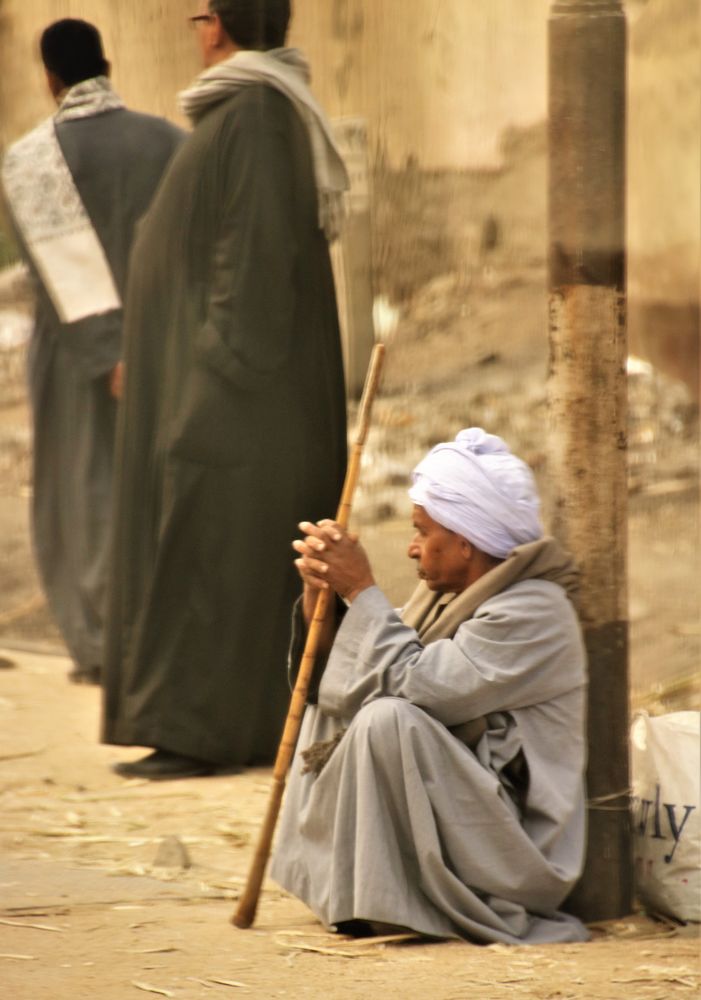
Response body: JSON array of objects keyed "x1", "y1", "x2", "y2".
[
  {"x1": 1, "y1": 20, "x2": 183, "y2": 684},
  {"x1": 271, "y1": 428, "x2": 589, "y2": 945},
  {"x1": 104, "y1": 1, "x2": 347, "y2": 779}
]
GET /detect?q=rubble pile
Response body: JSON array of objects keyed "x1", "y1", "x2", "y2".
[{"x1": 352, "y1": 272, "x2": 698, "y2": 526}]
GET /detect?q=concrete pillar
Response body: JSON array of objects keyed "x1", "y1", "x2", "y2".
[{"x1": 548, "y1": 0, "x2": 632, "y2": 920}]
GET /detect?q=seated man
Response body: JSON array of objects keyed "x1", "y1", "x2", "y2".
[{"x1": 270, "y1": 427, "x2": 589, "y2": 944}]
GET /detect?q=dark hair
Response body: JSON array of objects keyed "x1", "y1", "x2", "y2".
[
  {"x1": 209, "y1": 0, "x2": 291, "y2": 50},
  {"x1": 40, "y1": 19, "x2": 108, "y2": 87}
]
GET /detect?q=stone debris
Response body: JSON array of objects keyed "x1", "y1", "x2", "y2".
[{"x1": 152, "y1": 836, "x2": 192, "y2": 871}]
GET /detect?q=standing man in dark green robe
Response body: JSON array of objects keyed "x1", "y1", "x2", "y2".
[
  {"x1": 104, "y1": 0, "x2": 348, "y2": 779},
  {"x1": 1, "y1": 20, "x2": 183, "y2": 684}
]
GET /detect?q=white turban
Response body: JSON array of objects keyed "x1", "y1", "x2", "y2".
[{"x1": 408, "y1": 428, "x2": 543, "y2": 559}]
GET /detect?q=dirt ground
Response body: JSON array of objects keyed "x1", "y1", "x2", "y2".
[{"x1": 0, "y1": 647, "x2": 698, "y2": 1000}]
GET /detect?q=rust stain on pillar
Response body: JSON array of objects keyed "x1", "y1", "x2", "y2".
[{"x1": 548, "y1": 0, "x2": 632, "y2": 921}]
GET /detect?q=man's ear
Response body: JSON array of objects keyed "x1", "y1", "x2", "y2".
[
  {"x1": 459, "y1": 537, "x2": 474, "y2": 562},
  {"x1": 45, "y1": 69, "x2": 65, "y2": 102},
  {"x1": 211, "y1": 12, "x2": 230, "y2": 48}
]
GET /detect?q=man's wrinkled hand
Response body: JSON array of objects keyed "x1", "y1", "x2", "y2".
[{"x1": 292, "y1": 519, "x2": 375, "y2": 606}]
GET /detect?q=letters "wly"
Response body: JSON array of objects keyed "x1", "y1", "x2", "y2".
[{"x1": 632, "y1": 783, "x2": 696, "y2": 863}]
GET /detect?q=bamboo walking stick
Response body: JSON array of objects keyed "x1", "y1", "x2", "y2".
[{"x1": 232, "y1": 343, "x2": 385, "y2": 930}]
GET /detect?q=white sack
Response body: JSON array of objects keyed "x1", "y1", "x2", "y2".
[{"x1": 631, "y1": 711, "x2": 700, "y2": 922}]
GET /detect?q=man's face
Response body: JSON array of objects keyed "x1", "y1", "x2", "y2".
[
  {"x1": 191, "y1": 1, "x2": 218, "y2": 67},
  {"x1": 407, "y1": 505, "x2": 471, "y2": 593}
]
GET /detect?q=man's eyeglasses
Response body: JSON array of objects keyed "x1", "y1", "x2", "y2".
[{"x1": 189, "y1": 14, "x2": 214, "y2": 25}]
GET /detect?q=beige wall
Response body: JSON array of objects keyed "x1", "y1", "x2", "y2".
[
  {"x1": 0, "y1": 0, "x2": 698, "y2": 314},
  {"x1": 626, "y1": 0, "x2": 699, "y2": 389},
  {"x1": 628, "y1": 0, "x2": 700, "y2": 299},
  {"x1": 0, "y1": 0, "x2": 550, "y2": 169},
  {"x1": 291, "y1": 0, "x2": 549, "y2": 169}
]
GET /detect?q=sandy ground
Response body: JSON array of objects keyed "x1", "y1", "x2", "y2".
[{"x1": 1, "y1": 647, "x2": 699, "y2": 1000}]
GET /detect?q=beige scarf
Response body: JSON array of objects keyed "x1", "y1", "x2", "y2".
[
  {"x1": 179, "y1": 48, "x2": 349, "y2": 241},
  {"x1": 401, "y1": 535, "x2": 579, "y2": 642},
  {"x1": 400, "y1": 536, "x2": 578, "y2": 747},
  {"x1": 2, "y1": 77, "x2": 124, "y2": 323}
]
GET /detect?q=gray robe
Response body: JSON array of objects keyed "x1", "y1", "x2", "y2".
[
  {"x1": 271, "y1": 580, "x2": 589, "y2": 944},
  {"x1": 9, "y1": 109, "x2": 182, "y2": 673},
  {"x1": 103, "y1": 86, "x2": 347, "y2": 765}
]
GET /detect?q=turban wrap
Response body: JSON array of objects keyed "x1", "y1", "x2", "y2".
[{"x1": 409, "y1": 428, "x2": 543, "y2": 559}]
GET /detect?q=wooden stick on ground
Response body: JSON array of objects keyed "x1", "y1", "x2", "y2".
[{"x1": 232, "y1": 343, "x2": 385, "y2": 930}]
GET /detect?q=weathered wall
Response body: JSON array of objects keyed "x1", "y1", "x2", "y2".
[
  {"x1": 1, "y1": 0, "x2": 696, "y2": 247},
  {"x1": 627, "y1": 0, "x2": 699, "y2": 390},
  {"x1": 629, "y1": 0, "x2": 699, "y2": 275},
  {"x1": 0, "y1": 0, "x2": 698, "y2": 388},
  {"x1": 0, "y1": 0, "x2": 550, "y2": 167},
  {"x1": 291, "y1": 0, "x2": 549, "y2": 169}
]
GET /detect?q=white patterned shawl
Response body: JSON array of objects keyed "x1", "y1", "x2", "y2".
[{"x1": 1, "y1": 77, "x2": 124, "y2": 323}]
